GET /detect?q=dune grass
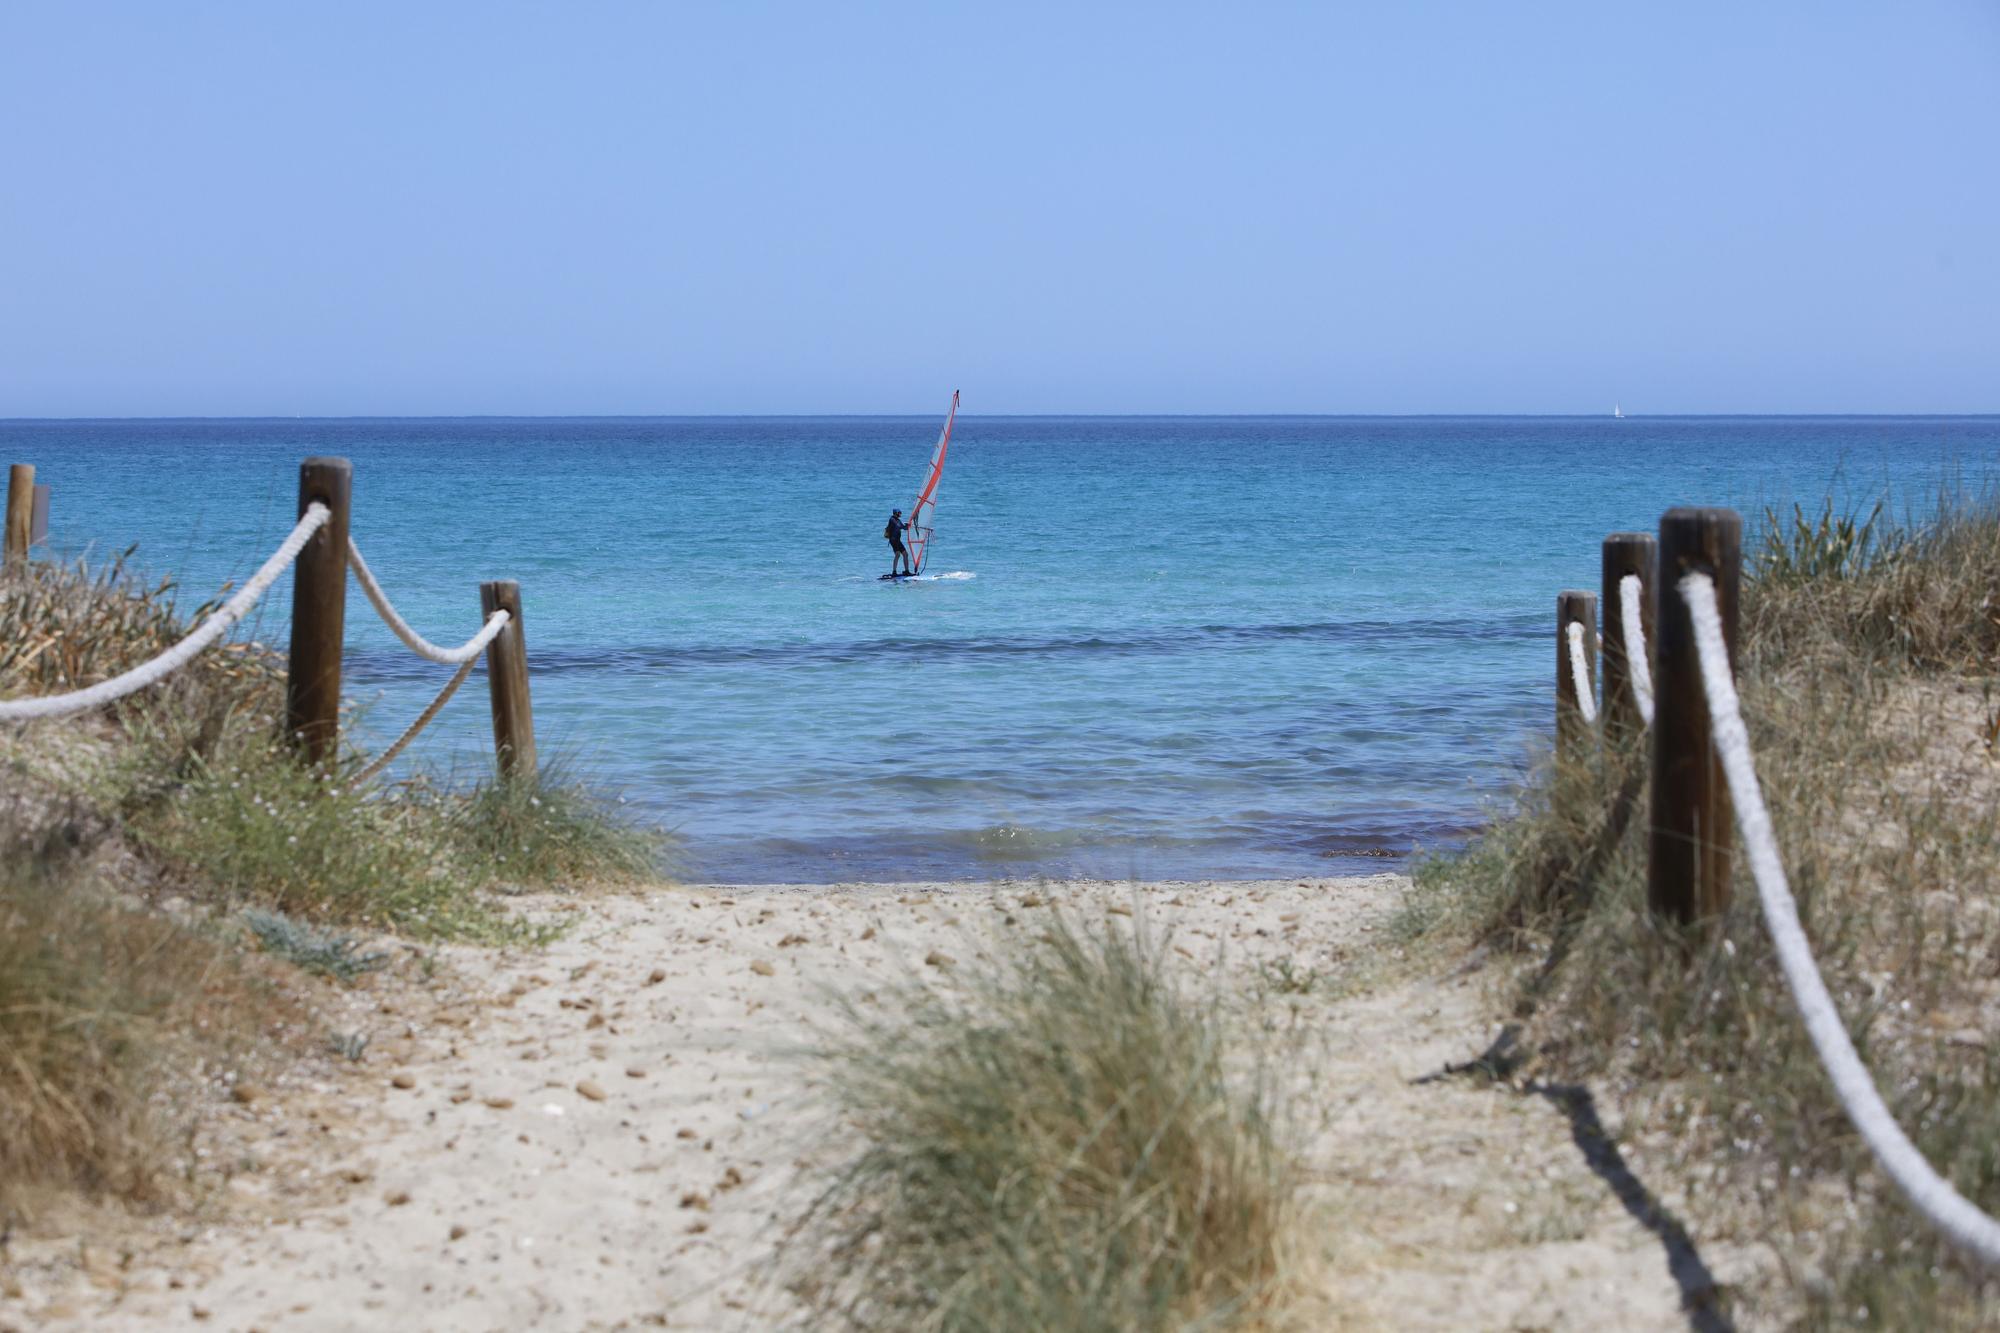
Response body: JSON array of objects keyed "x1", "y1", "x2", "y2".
[
  {"x1": 1402, "y1": 494, "x2": 2000, "y2": 1326},
  {"x1": 0, "y1": 809, "x2": 298, "y2": 1214},
  {"x1": 793, "y1": 908, "x2": 1305, "y2": 1332},
  {"x1": 3, "y1": 553, "x2": 668, "y2": 939}
]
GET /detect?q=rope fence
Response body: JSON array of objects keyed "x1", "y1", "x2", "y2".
[
  {"x1": 1554, "y1": 509, "x2": 2000, "y2": 1272},
  {"x1": 350, "y1": 537, "x2": 506, "y2": 665},
  {"x1": 346, "y1": 607, "x2": 511, "y2": 788},
  {"x1": 1564, "y1": 621, "x2": 1597, "y2": 724},
  {"x1": 0, "y1": 456, "x2": 536, "y2": 784},
  {"x1": 1618, "y1": 572, "x2": 1655, "y2": 725},
  {"x1": 0, "y1": 503, "x2": 329, "y2": 720},
  {"x1": 1682, "y1": 570, "x2": 2000, "y2": 1268}
]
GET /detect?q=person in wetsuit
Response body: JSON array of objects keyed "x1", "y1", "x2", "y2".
[{"x1": 885, "y1": 507, "x2": 913, "y2": 576}]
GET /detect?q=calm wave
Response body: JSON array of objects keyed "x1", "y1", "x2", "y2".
[{"x1": 6, "y1": 415, "x2": 1997, "y2": 881}]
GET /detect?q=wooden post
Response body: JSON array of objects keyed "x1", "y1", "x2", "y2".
[
  {"x1": 1556, "y1": 590, "x2": 1598, "y2": 755},
  {"x1": 1600, "y1": 532, "x2": 1657, "y2": 745},
  {"x1": 1648, "y1": 507, "x2": 1742, "y2": 925},
  {"x1": 480, "y1": 580, "x2": 537, "y2": 783},
  {"x1": 30, "y1": 484, "x2": 49, "y2": 546},
  {"x1": 4, "y1": 464, "x2": 33, "y2": 565},
  {"x1": 285, "y1": 457, "x2": 352, "y2": 765}
]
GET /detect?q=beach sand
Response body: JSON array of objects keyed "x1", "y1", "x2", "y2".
[{"x1": 6, "y1": 875, "x2": 1750, "y2": 1331}]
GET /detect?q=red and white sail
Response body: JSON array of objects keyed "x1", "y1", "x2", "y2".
[{"x1": 906, "y1": 390, "x2": 957, "y2": 574}]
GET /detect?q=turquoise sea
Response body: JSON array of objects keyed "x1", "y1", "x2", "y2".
[{"x1": 5, "y1": 416, "x2": 1997, "y2": 882}]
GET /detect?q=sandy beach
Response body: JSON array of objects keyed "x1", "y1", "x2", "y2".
[{"x1": 0, "y1": 873, "x2": 1760, "y2": 1332}]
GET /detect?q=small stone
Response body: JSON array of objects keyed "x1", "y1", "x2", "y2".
[
  {"x1": 680, "y1": 1191, "x2": 709, "y2": 1210},
  {"x1": 483, "y1": 1096, "x2": 515, "y2": 1110},
  {"x1": 384, "y1": 1189, "x2": 412, "y2": 1207},
  {"x1": 645, "y1": 967, "x2": 667, "y2": 985},
  {"x1": 717, "y1": 1165, "x2": 745, "y2": 1191},
  {"x1": 859, "y1": 926, "x2": 877, "y2": 941},
  {"x1": 749, "y1": 960, "x2": 776, "y2": 977},
  {"x1": 391, "y1": 1073, "x2": 416, "y2": 1090},
  {"x1": 230, "y1": 1084, "x2": 262, "y2": 1105},
  {"x1": 777, "y1": 933, "x2": 808, "y2": 948},
  {"x1": 626, "y1": 1067, "x2": 647, "y2": 1079},
  {"x1": 576, "y1": 1080, "x2": 607, "y2": 1102},
  {"x1": 448, "y1": 1089, "x2": 472, "y2": 1104},
  {"x1": 448, "y1": 1224, "x2": 468, "y2": 1241},
  {"x1": 677, "y1": 1127, "x2": 698, "y2": 1139},
  {"x1": 686, "y1": 1219, "x2": 709, "y2": 1234},
  {"x1": 924, "y1": 951, "x2": 954, "y2": 969}
]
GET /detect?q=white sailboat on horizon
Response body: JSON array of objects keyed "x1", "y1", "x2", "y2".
[{"x1": 1613, "y1": 404, "x2": 1625, "y2": 419}]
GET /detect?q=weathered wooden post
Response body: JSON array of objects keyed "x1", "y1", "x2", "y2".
[
  {"x1": 30, "y1": 484, "x2": 49, "y2": 547},
  {"x1": 285, "y1": 457, "x2": 352, "y2": 765},
  {"x1": 1648, "y1": 507, "x2": 1741, "y2": 924},
  {"x1": 480, "y1": 580, "x2": 537, "y2": 783},
  {"x1": 1556, "y1": 590, "x2": 1598, "y2": 755},
  {"x1": 1601, "y1": 532, "x2": 1656, "y2": 745},
  {"x1": 4, "y1": 464, "x2": 33, "y2": 565}
]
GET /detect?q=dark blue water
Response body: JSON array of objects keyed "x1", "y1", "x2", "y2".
[{"x1": 5, "y1": 415, "x2": 1995, "y2": 881}]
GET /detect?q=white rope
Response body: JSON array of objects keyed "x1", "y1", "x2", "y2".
[
  {"x1": 1681, "y1": 570, "x2": 2000, "y2": 1270},
  {"x1": 346, "y1": 607, "x2": 509, "y2": 788},
  {"x1": 1565, "y1": 621, "x2": 1598, "y2": 723},
  {"x1": 1619, "y1": 573, "x2": 1656, "y2": 726},
  {"x1": 0, "y1": 504, "x2": 330, "y2": 721},
  {"x1": 347, "y1": 536, "x2": 500, "y2": 665}
]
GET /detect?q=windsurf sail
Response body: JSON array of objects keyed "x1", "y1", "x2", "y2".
[{"x1": 905, "y1": 390, "x2": 958, "y2": 574}]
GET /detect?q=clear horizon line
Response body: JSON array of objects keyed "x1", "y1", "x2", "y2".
[{"x1": 4, "y1": 410, "x2": 1998, "y2": 424}]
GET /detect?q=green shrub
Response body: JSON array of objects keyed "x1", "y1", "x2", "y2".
[{"x1": 243, "y1": 907, "x2": 390, "y2": 981}]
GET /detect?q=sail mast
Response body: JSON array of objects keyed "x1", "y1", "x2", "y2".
[{"x1": 907, "y1": 390, "x2": 958, "y2": 574}]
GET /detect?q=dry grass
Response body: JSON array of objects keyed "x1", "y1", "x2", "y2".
[
  {"x1": 792, "y1": 909, "x2": 1305, "y2": 1332},
  {"x1": 1404, "y1": 495, "x2": 2000, "y2": 1327},
  {"x1": 0, "y1": 810, "x2": 298, "y2": 1217}
]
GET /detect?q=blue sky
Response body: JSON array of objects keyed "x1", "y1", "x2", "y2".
[{"x1": 1, "y1": 2, "x2": 1994, "y2": 416}]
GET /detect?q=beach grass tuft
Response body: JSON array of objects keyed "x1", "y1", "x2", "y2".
[
  {"x1": 445, "y1": 758, "x2": 666, "y2": 889},
  {"x1": 792, "y1": 906, "x2": 1304, "y2": 1332}
]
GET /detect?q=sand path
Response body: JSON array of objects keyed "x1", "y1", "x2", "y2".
[{"x1": 7, "y1": 876, "x2": 1739, "y2": 1331}]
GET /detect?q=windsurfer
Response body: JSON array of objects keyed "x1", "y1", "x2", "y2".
[{"x1": 885, "y1": 508, "x2": 912, "y2": 576}]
